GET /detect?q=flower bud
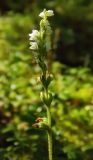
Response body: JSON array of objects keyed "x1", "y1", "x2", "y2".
[
  {"x1": 40, "y1": 74, "x2": 53, "y2": 89},
  {"x1": 40, "y1": 91, "x2": 53, "y2": 107},
  {"x1": 46, "y1": 74, "x2": 53, "y2": 85}
]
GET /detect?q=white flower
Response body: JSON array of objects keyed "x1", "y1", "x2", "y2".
[
  {"x1": 30, "y1": 42, "x2": 38, "y2": 50},
  {"x1": 29, "y1": 30, "x2": 39, "y2": 41},
  {"x1": 39, "y1": 9, "x2": 46, "y2": 18},
  {"x1": 46, "y1": 10, "x2": 54, "y2": 17},
  {"x1": 39, "y1": 9, "x2": 54, "y2": 18}
]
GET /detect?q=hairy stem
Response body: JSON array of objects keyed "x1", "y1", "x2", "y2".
[{"x1": 47, "y1": 107, "x2": 53, "y2": 160}]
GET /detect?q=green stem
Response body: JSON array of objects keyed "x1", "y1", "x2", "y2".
[
  {"x1": 47, "y1": 107, "x2": 53, "y2": 160},
  {"x1": 42, "y1": 69, "x2": 53, "y2": 160}
]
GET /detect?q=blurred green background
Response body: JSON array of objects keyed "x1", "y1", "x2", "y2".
[{"x1": 0, "y1": 0, "x2": 93, "y2": 160}]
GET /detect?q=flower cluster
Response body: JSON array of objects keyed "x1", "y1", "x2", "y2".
[{"x1": 29, "y1": 9, "x2": 54, "y2": 52}]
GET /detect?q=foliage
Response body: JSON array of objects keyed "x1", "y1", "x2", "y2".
[
  {"x1": 1, "y1": 54, "x2": 93, "y2": 160},
  {"x1": 51, "y1": 63, "x2": 93, "y2": 159}
]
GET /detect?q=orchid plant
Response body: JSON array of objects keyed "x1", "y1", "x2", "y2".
[{"x1": 29, "y1": 9, "x2": 54, "y2": 160}]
